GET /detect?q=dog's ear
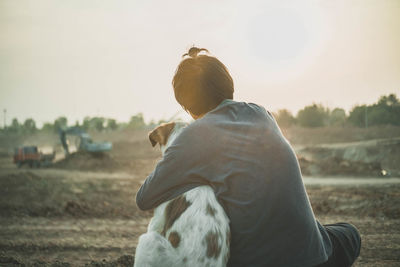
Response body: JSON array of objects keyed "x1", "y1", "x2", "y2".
[
  {"x1": 148, "y1": 130, "x2": 159, "y2": 147},
  {"x1": 148, "y1": 122, "x2": 176, "y2": 147}
]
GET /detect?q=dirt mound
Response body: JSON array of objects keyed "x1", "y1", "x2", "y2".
[
  {"x1": 308, "y1": 185, "x2": 400, "y2": 219},
  {"x1": 0, "y1": 255, "x2": 22, "y2": 266},
  {"x1": 297, "y1": 137, "x2": 400, "y2": 177},
  {"x1": 0, "y1": 169, "x2": 150, "y2": 219},
  {"x1": 85, "y1": 255, "x2": 134, "y2": 267},
  {"x1": 64, "y1": 201, "x2": 90, "y2": 217},
  {"x1": 0, "y1": 171, "x2": 66, "y2": 217},
  {"x1": 0, "y1": 254, "x2": 134, "y2": 267},
  {"x1": 53, "y1": 151, "x2": 121, "y2": 171},
  {"x1": 298, "y1": 156, "x2": 384, "y2": 177}
]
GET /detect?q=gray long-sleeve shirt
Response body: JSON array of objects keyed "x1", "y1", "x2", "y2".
[{"x1": 136, "y1": 99, "x2": 332, "y2": 267}]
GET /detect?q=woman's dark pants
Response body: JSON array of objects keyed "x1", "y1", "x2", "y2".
[{"x1": 316, "y1": 223, "x2": 362, "y2": 267}]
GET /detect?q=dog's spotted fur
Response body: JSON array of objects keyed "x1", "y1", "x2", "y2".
[
  {"x1": 161, "y1": 196, "x2": 192, "y2": 236},
  {"x1": 134, "y1": 122, "x2": 230, "y2": 267}
]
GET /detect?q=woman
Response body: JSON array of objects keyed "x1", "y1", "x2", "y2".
[{"x1": 136, "y1": 47, "x2": 361, "y2": 267}]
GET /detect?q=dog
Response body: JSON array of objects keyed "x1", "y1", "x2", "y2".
[{"x1": 134, "y1": 122, "x2": 230, "y2": 267}]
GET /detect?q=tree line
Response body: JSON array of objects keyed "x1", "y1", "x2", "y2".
[
  {"x1": 1, "y1": 94, "x2": 399, "y2": 134},
  {"x1": 1, "y1": 113, "x2": 158, "y2": 135},
  {"x1": 274, "y1": 94, "x2": 400, "y2": 128}
]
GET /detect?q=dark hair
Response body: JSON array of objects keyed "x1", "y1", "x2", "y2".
[{"x1": 172, "y1": 47, "x2": 234, "y2": 116}]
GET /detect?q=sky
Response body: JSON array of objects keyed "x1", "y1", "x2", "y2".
[{"x1": 1, "y1": 0, "x2": 399, "y2": 127}]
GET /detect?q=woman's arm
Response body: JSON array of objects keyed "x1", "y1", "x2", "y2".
[{"x1": 135, "y1": 126, "x2": 210, "y2": 210}]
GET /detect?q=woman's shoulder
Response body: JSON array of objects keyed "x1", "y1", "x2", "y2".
[
  {"x1": 247, "y1": 102, "x2": 268, "y2": 113},
  {"x1": 230, "y1": 100, "x2": 273, "y2": 119}
]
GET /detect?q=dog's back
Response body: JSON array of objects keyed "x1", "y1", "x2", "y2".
[
  {"x1": 134, "y1": 122, "x2": 230, "y2": 267},
  {"x1": 135, "y1": 186, "x2": 230, "y2": 267}
]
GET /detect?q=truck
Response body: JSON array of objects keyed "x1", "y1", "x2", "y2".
[{"x1": 13, "y1": 146, "x2": 56, "y2": 168}]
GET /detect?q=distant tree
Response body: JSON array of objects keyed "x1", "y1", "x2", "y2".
[
  {"x1": 329, "y1": 108, "x2": 346, "y2": 126},
  {"x1": 82, "y1": 117, "x2": 91, "y2": 131},
  {"x1": 378, "y1": 94, "x2": 399, "y2": 106},
  {"x1": 348, "y1": 105, "x2": 366, "y2": 127},
  {"x1": 296, "y1": 104, "x2": 329, "y2": 127},
  {"x1": 54, "y1": 116, "x2": 68, "y2": 132},
  {"x1": 274, "y1": 109, "x2": 296, "y2": 128},
  {"x1": 129, "y1": 113, "x2": 145, "y2": 129},
  {"x1": 23, "y1": 118, "x2": 37, "y2": 133},
  {"x1": 41, "y1": 122, "x2": 54, "y2": 132},
  {"x1": 372, "y1": 94, "x2": 400, "y2": 125},
  {"x1": 367, "y1": 106, "x2": 390, "y2": 126},
  {"x1": 348, "y1": 94, "x2": 400, "y2": 127},
  {"x1": 79, "y1": 116, "x2": 105, "y2": 131},
  {"x1": 91, "y1": 117, "x2": 105, "y2": 131},
  {"x1": 106, "y1": 118, "x2": 118, "y2": 131},
  {"x1": 9, "y1": 118, "x2": 21, "y2": 133}
]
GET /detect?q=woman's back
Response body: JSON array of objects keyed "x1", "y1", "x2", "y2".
[{"x1": 188, "y1": 99, "x2": 332, "y2": 266}]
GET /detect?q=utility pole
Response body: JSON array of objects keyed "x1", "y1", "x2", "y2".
[
  {"x1": 364, "y1": 106, "x2": 368, "y2": 128},
  {"x1": 3, "y1": 109, "x2": 6, "y2": 129}
]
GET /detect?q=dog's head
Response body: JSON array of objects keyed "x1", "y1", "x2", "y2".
[{"x1": 148, "y1": 122, "x2": 187, "y2": 154}]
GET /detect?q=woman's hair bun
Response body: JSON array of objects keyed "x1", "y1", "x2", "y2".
[{"x1": 182, "y1": 47, "x2": 209, "y2": 58}]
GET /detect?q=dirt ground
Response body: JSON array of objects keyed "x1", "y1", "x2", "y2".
[{"x1": 0, "y1": 128, "x2": 399, "y2": 266}]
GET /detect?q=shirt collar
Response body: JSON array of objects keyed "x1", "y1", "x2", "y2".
[{"x1": 213, "y1": 98, "x2": 235, "y2": 111}]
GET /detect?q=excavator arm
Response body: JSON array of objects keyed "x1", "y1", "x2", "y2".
[{"x1": 59, "y1": 126, "x2": 112, "y2": 155}]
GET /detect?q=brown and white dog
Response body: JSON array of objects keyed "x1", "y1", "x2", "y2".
[{"x1": 134, "y1": 122, "x2": 230, "y2": 267}]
